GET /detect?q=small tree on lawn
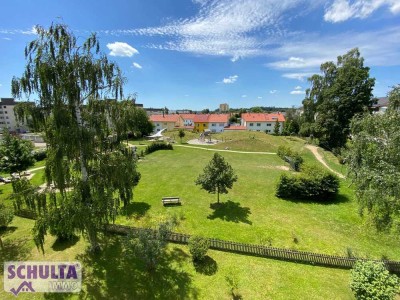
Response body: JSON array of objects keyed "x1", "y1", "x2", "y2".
[
  {"x1": 195, "y1": 153, "x2": 237, "y2": 203},
  {"x1": 0, "y1": 129, "x2": 35, "y2": 176},
  {"x1": 350, "y1": 260, "x2": 400, "y2": 300},
  {"x1": 273, "y1": 120, "x2": 280, "y2": 135},
  {"x1": 178, "y1": 129, "x2": 185, "y2": 143},
  {"x1": 188, "y1": 236, "x2": 210, "y2": 262}
]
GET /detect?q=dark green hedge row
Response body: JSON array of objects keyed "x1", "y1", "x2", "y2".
[
  {"x1": 276, "y1": 166, "x2": 339, "y2": 200},
  {"x1": 145, "y1": 142, "x2": 173, "y2": 154}
]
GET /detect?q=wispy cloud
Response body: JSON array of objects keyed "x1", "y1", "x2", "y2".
[
  {"x1": 107, "y1": 42, "x2": 139, "y2": 57},
  {"x1": 0, "y1": 26, "x2": 38, "y2": 35},
  {"x1": 221, "y1": 75, "x2": 238, "y2": 84},
  {"x1": 290, "y1": 85, "x2": 305, "y2": 95},
  {"x1": 282, "y1": 73, "x2": 314, "y2": 81},
  {"x1": 324, "y1": 0, "x2": 400, "y2": 23},
  {"x1": 132, "y1": 62, "x2": 142, "y2": 69},
  {"x1": 270, "y1": 90, "x2": 278, "y2": 94},
  {"x1": 257, "y1": 96, "x2": 263, "y2": 99},
  {"x1": 2, "y1": 37, "x2": 11, "y2": 40},
  {"x1": 242, "y1": 94, "x2": 247, "y2": 98}
]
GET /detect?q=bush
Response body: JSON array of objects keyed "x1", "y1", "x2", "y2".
[
  {"x1": 188, "y1": 236, "x2": 210, "y2": 262},
  {"x1": 0, "y1": 204, "x2": 14, "y2": 228},
  {"x1": 276, "y1": 166, "x2": 339, "y2": 200},
  {"x1": 350, "y1": 261, "x2": 400, "y2": 300},
  {"x1": 277, "y1": 146, "x2": 303, "y2": 171},
  {"x1": 33, "y1": 149, "x2": 47, "y2": 161},
  {"x1": 145, "y1": 142, "x2": 173, "y2": 155}
]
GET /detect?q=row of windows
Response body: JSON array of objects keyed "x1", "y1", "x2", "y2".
[
  {"x1": 0, "y1": 116, "x2": 9, "y2": 119},
  {"x1": 0, "y1": 110, "x2": 8, "y2": 114},
  {"x1": 0, "y1": 121, "x2": 10, "y2": 124},
  {"x1": 249, "y1": 123, "x2": 273, "y2": 126}
]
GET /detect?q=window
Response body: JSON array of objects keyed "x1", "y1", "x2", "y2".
[
  {"x1": 267, "y1": 124, "x2": 271, "y2": 126},
  {"x1": 256, "y1": 123, "x2": 261, "y2": 126},
  {"x1": 212, "y1": 123, "x2": 216, "y2": 127},
  {"x1": 0, "y1": 111, "x2": 3, "y2": 114},
  {"x1": 3, "y1": 106, "x2": 6, "y2": 108},
  {"x1": 203, "y1": 124, "x2": 206, "y2": 126},
  {"x1": 5, "y1": 116, "x2": 8, "y2": 119},
  {"x1": 4, "y1": 111, "x2": 7, "y2": 114},
  {"x1": 249, "y1": 123, "x2": 254, "y2": 126}
]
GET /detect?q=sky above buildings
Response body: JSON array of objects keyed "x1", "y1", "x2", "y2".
[{"x1": 0, "y1": 0, "x2": 399, "y2": 110}]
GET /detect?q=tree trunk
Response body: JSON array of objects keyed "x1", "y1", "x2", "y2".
[
  {"x1": 0, "y1": 236, "x2": 4, "y2": 251},
  {"x1": 217, "y1": 186, "x2": 220, "y2": 204},
  {"x1": 86, "y1": 225, "x2": 100, "y2": 253},
  {"x1": 74, "y1": 104, "x2": 88, "y2": 182}
]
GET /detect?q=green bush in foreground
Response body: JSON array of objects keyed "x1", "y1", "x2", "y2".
[
  {"x1": 276, "y1": 166, "x2": 339, "y2": 200},
  {"x1": 350, "y1": 261, "x2": 400, "y2": 300},
  {"x1": 188, "y1": 236, "x2": 210, "y2": 262}
]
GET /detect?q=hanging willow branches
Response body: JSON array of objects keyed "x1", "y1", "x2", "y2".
[{"x1": 12, "y1": 23, "x2": 141, "y2": 253}]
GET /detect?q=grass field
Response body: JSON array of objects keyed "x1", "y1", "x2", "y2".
[
  {"x1": 0, "y1": 217, "x2": 354, "y2": 300},
  {"x1": 1, "y1": 132, "x2": 399, "y2": 299}
]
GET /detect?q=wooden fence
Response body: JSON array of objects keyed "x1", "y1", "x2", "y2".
[{"x1": 105, "y1": 224, "x2": 400, "y2": 274}]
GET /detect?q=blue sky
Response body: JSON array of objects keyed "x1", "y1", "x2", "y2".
[{"x1": 0, "y1": 0, "x2": 399, "y2": 110}]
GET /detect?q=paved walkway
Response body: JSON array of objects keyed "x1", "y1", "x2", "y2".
[{"x1": 305, "y1": 145, "x2": 345, "y2": 179}]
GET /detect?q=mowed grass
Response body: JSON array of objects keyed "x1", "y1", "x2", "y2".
[
  {"x1": 117, "y1": 142, "x2": 400, "y2": 260},
  {"x1": 0, "y1": 216, "x2": 354, "y2": 300}
]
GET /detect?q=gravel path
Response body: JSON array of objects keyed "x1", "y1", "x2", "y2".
[{"x1": 305, "y1": 145, "x2": 345, "y2": 179}]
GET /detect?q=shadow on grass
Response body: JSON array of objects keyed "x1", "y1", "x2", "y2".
[
  {"x1": 121, "y1": 202, "x2": 151, "y2": 219},
  {"x1": 51, "y1": 235, "x2": 80, "y2": 252},
  {"x1": 279, "y1": 193, "x2": 350, "y2": 205},
  {"x1": 0, "y1": 237, "x2": 31, "y2": 275},
  {"x1": 0, "y1": 226, "x2": 18, "y2": 236},
  {"x1": 208, "y1": 201, "x2": 252, "y2": 225},
  {"x1": 69, "y1": 235, "x2": 198, "y2": 300},
  {"x1": 193, "y1": 256, "x2": 218, "y2": 276}
]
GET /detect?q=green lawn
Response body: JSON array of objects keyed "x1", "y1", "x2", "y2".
[
  {"x1": 0, "y1": 216, "x2": 354, "y2": 300},
  {"x1": 116, "y1": 142, "x2": 400, "y2": 260}
]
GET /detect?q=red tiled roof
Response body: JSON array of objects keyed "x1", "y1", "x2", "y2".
[
  {"x1": 241, "y1": 113, "x2": 285, "y2": 122},
  {"x1": 179, "y1": 114, "x2": 197, "y2": 120},
  {"x1": 149, "y1": 114, "x2": 181, "y2": 122},
  {"x1": 224, "y1": 125, "x2": 247, "y2": 130},
  {"x1": 193, "y1": 114, "x2": 210, "y2": 123},
  {"x1": 208, "y1": 114, "x2": 229, "y2": 123}
]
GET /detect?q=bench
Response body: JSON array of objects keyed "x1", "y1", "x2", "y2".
[{"x1": 162, "y1": 197, "x2": 181, "y2": 206}]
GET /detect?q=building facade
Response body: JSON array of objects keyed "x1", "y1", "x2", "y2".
[
  {"x1": 0, "y1": 98, "x2": 28, "y2": 133},
  {"x1": 241, "y1": 113, "x2": 285, "y2": 133}
]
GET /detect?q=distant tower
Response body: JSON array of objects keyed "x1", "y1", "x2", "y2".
[{"x1": 219, "y1": 103, "x2": 229, "y2": 112}]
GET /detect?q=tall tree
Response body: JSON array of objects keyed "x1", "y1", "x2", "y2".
[
  {"x1": 273, "y1": 120, "x2": 280, "y2": 135},
  {"x1": 11, "y1": 23, "x2": 140, "y2": 252},
  {"x1": 301, "y1": 48, "x2": 375, "y2": 149},
  {"x1": 178, "y1": 129, "x2": 185, "y2": 143},
  {"x1": 346, "y1": 85, "x2": 400, "y2": 234},
  {"x1": 0, "y1": 129, "x2": 35, "y2": 176},
  {"x1": 195, "y1": 153, "x2": 238, "y2": 203}
]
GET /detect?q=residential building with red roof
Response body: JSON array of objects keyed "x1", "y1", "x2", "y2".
[
  {"x1": 208, "y1": 114, "x2": 229, "y2": 133},
  {"x1": 149, "y1": 114, "x2": 184, "y2": 132},
  {"x1": 179, "y1": 114, "x2": 197, "y2": 127},
  {"x1": 241, "y1": 113, "x2": 285, "y2": 133}
]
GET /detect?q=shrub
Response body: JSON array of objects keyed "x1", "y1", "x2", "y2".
[
  {"x1": 276, "y1": 145, "x2": 303, "y2": 171},
  {"x1": 276, "y1": 166, "x2": 339, "y2": 200},
  {"x1": 145, "y1": 142, "x2": 173, "y2": 155},
  {"x1": 188, "y1": 236, "x2": 210, "y2": 262},
  {"x1": 33, "y1": 149, "x2": 47, "y2": 161},
  {"x1": 350, "y1": 261, "x2": 400, "y2": 300},
  {"x1": 0, "y1": 204, "x2": 14, "y2": 228}
]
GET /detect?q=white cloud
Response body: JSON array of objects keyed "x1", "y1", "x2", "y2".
[
  {"x1": 324, "y1": 0, "x2": 400, "y2": 23},
  {"x1": 269, "y1": 90, "x2": 278, "y2": 94},
  {"x1": 107, "y1": 42, "x2": 139, "y2": 57},
  {"x1": 132, "y1": 62, "x2": 142, "y2": 69},
  {"x1": 290, "y1": 90, "x2": 305, "y2": 95},
  {"x1": 294, "y1": 86, "x2": 302, "y2": 90},
  {"x1": 257, "y1": 96, "x2": 263, "y2": 99},
  {"x1": 2, "y1": 37, "x2": 11, "y2": 40},
  {"x1": 242, "y1": 94, "x2": 247, "y2": 98},
  {"x1": 282, "y1": 73, "x2": 314, "y2": 81},
  {"x1": 0, "y1": 83, "x2": 2, "y2": 87},
  {"x1": 222, "y1": 75, "x2": 238, "y2": 84}
]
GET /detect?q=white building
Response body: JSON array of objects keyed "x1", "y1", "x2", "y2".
[
  {"x1": 0, "y1": 98, "x2": 29, "y2": 133},
  {"x1": 241, "y1": 113, "x2": 285, "y2": 133}
]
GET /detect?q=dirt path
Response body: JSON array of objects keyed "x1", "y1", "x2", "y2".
[{"x1": 305, "y1": 145, "x2": 345, "y2": 179}]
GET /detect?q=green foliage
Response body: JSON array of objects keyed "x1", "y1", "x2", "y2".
[
  {"x1": 301, "y1": 48, "x2": 375, "y2": 149},
  {"x1": 273, "y1": 121, "x2": 280, "y2": 135},
  {"x1": 347, "y1": 86, "x2": 400, "y2": 233},
  {"x1": 145, "y1": 142, "x2": 173, "y2": 154},
  {"x1": 0, "y1": 129, "x2": 35, "y2": 174},
  {"x1": 276, "y1": 166, "x2": 339, "y2": 200},
  {"x1": 277, "y1": 146, "x2": 303, "y2": 171},
  {"x1": 124, "y1": 221, "x2": 173, "y2": 271},
  {"x1": 195, "y1": 153, "x2": 238, "y2": 203},
  {"x1": 178, "y1": 129, "x2": 186, "y2": 143},
  {"x1": 350, "y1": 261, "x2": 400, "y2": 300},
  {"x1": 33, "y1": 149, "x2": 47, "y2": 161},
  {"x1": 0, "y1": 203, "x2": 13, "y2": 228},
  {"x1": 188, "y1": 236, "x2": 210, "y2": 262},
  {"x1": 225, "y1": 271, "x2": 241, "y2": 300},
  {"x1": 11, "y1": 23, "x2": 140, "y2": 253}
]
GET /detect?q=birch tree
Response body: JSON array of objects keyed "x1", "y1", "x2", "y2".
[{"x1": 11, "y1": 23, "x2": 140, "y2": 252}]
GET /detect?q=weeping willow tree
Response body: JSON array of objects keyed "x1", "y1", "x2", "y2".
[{"x1": 11, "y1": 23, "x2": 141, "y2": 252}]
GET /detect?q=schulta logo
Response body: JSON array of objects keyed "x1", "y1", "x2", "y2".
[{"x1": 4, "y1": 261, "x2": 82, "y2": 296}]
